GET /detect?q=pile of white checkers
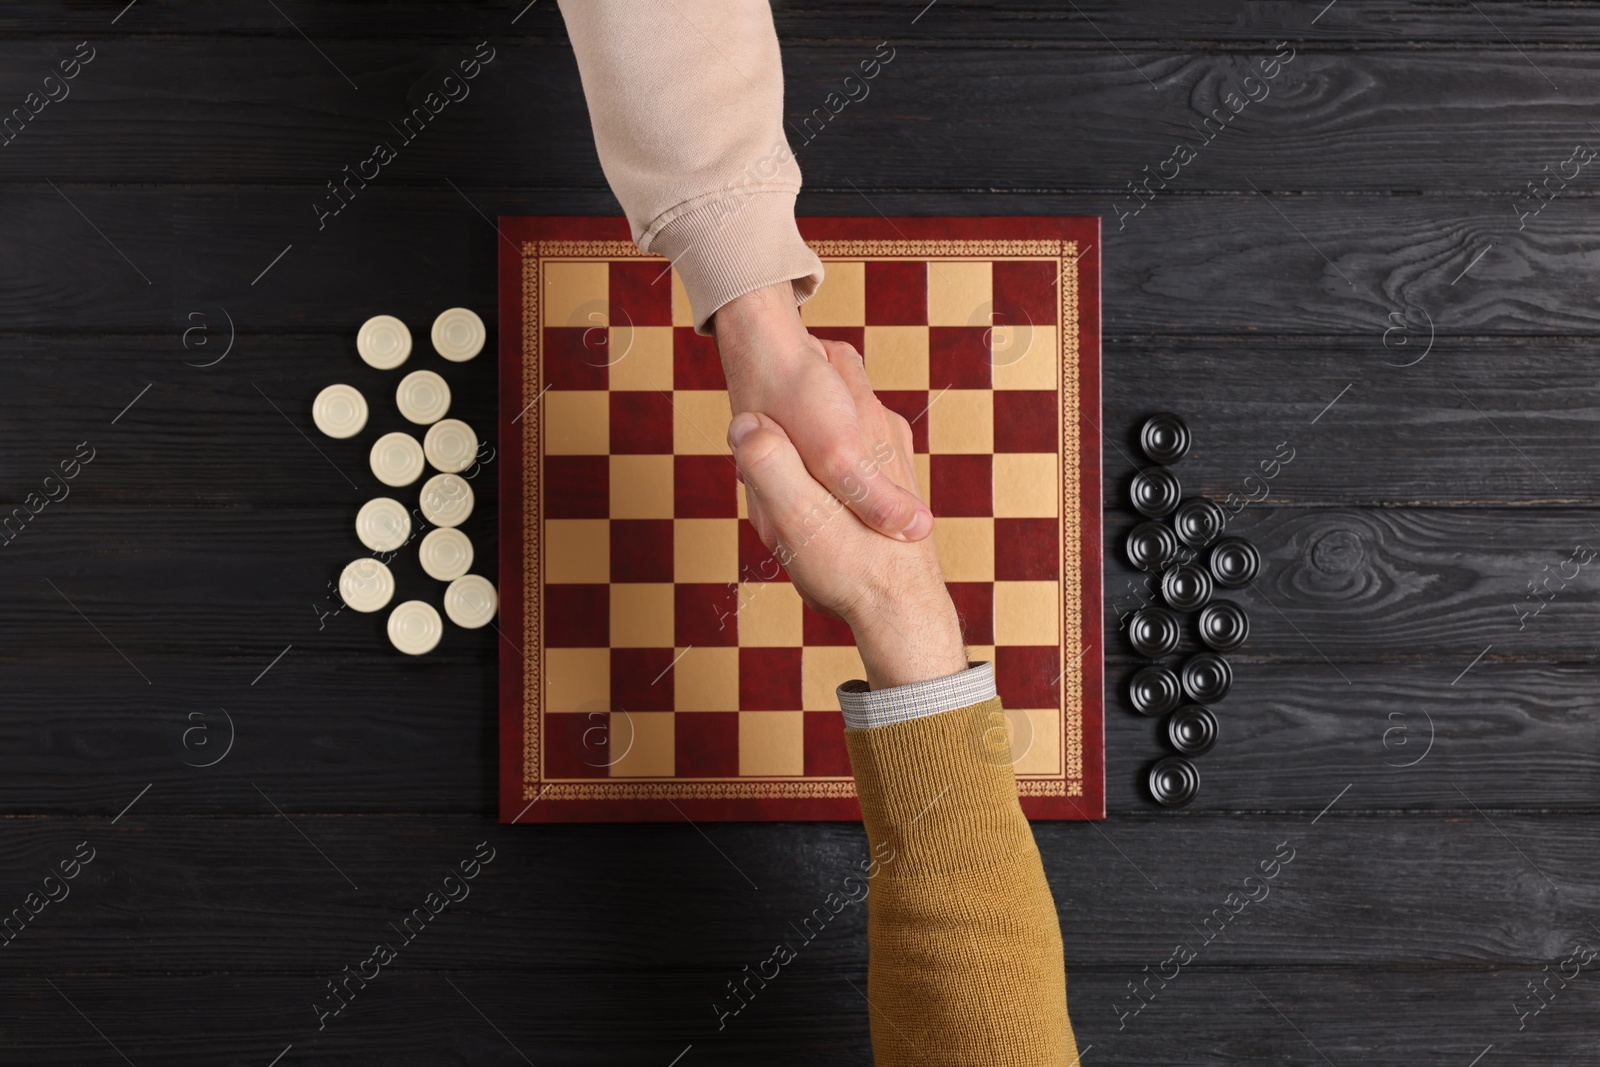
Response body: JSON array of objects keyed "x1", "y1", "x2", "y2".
[{"x1": 310, "y1": 307, "x2": 498, "y2": 655}]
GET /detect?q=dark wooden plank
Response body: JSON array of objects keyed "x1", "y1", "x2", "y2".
[
  {"x1": 0, "y1": 333, "x2": 501, "y2": 506},
  {"x1": 0, "y1": 655, "x2": 499, "y2": 815},
  {"x1": 6, "y1": 334, "x2": 1598, "y2": 506},
  {"x1": 0, "y1": 504, "x2": 502, "y2": 663},
  {"x1": 0, "y1": 814, "x2": 1592, "y2": 973},
  {"x1": 0, "y1": 36, "x2": 600, "y2": 187},
  {"x1": 1069, "y1": 965, "x2": 1600, "y2": 1067},
  {"x1": 1109, "y1": 504, "x2": 1600, "y2": 665},
  {"x1": 4, "y1": 966, "x2": 1592, "y2": 1067},
  {"x1": 3, "y1": 37, "x2": 1599, "y2": 194},
  {"x1": 7, "y1": 973, "x2": 870, "y2": 1067},
  {"x1": 1099, "y1": 662, "x2": 1600, "y2": 813},
  {"x1": 5, "y1": 1, "x2": 1600, "y2": 44},
  {"x1": 0, "y1": 659, "x2": 1594, "y2": 815},
  {"x1": 5, "y1": 504, "x2": 1598, "y2": 661},
  {"x1": 2, "y1": 188, "x2": 1593, "y2": 335},
  {"x1": 1101, "y1": 337, "x2": 1600, "y2": 507}
]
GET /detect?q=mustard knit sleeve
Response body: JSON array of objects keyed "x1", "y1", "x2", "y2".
[{"x1": 844, "y1": 697, "x2": 1079, "y2": 1066}]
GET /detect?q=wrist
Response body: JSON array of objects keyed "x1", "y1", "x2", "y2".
[
  {"x1": 712, "y1": 283, "x2": 814, "y2": 373},
  {"x1": 848, "y1": 589, "x2": 970, "y2": 691}
]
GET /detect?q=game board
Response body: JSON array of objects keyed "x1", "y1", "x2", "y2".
[{"x1": 497, "y1": 216, "x2": 1103, "y2": 822}]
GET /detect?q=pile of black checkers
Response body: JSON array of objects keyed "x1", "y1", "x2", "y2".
[{"x1": 1123, "y1": 413, "x2": 1263, "y2": 808}]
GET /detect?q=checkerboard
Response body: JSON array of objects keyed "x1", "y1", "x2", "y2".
[{"x1": 498, "y1": 216, "x2": 1103, "y2": 822}]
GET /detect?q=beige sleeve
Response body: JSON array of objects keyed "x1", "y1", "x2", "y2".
[{"x1": 555, "y1": 0, "x2": 824, "y2": 332}]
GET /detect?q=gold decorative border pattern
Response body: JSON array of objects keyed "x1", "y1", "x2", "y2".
[
  {"x1": 537, "y1": 239, "x2": 1064, "y2": 260},
  {"x1": 529, "y1": 776, "x2": 1073, "y2": 802},
  {"x1": 543, "y1": 780, "x2": 860, "y2": 801},
  {"x1": 540, "y1": 240, "x2": 651, "y2": 259},
  {"x1": 520, "y1": 236, "x2": 1087, "y2": 799},
  {"x1": 1061, "y1": 241, "x2": 1083, "y2": 784},
  {"x1": 808, "y1": 239, "x2": 1063, "y2": 258},
  {"x1": 521, "y1": 247, "x2": 544, "y2": 790}
]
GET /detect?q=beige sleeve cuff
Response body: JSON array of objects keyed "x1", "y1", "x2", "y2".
[{"x1": 646, "y1": 188, "x2": 824, "y2": 334}]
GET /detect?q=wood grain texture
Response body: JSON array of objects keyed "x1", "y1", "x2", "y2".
[
  {"x1": 5, "y1": 336, "x2": 1599, "y2": 506},
  {"x1": 0, "y1": 333, "x2": 502, "y2": 504},
  {"x1": 0, "y1": 813, "x2": 1588, "y2": 973},
  {"x1": 4, "y1": 1, "x2": 1600, "y2": 43},
  {"x1": 4, "y1": 504, "x2": 1598, "y2": 663},
  {"x1": 1, "y1": 188, "x2": 1594, "y2": 334},
  {"x1": 0, "y1": 659, "x2": 1592, "y2": 815},
  {"x1": 1, "y1": 38, "x2": 1598, "y2": 194},
  {"x1": 1107, "y1": 505, "x2": 1600, "y2": 664},
  {"x1": 3, "y1": 966, "x2": 1593, "y2": 1067},
  {"x1": 1101, "y1": 337, "x2": 1600, "y2": 506}
]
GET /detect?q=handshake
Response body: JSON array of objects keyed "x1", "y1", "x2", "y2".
[{"x1": 713, "y1": 282, "x2": 969, "y2": 693}]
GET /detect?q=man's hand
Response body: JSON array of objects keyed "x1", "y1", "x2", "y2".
[
  {"x1": 727, "y1": 341, "x2": 967, "y2": 691},
  {"x1": 713, "y1": 283, "x2": 934, "y2": 542}
]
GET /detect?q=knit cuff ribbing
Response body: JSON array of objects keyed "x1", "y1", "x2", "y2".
[{"x1": 644, "y1": 188, "x2": 825, "y2": 334}]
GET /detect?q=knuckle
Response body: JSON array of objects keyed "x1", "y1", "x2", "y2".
[
  {"x1": 856, "y1": 489, "x2": 903, "y2": 529},
  {"x1": 820, "y1": 337, "x2": 864, "y2": 363},
  {"x1": 822, "y1": 444, "x2": 863, "y2": 487},
  {"x1": 738, "y1": 429, "x2": 787, "y2": 471}
]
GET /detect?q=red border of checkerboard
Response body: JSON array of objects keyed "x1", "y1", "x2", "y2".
[{"x1": 498, "y1": 216, "x2": 1103, "y2": 823}]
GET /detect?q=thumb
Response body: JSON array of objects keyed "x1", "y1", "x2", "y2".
[{"x1": 728, "y1": 412, "x2": 841, "y2": 550}]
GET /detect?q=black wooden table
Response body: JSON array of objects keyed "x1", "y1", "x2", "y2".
[{"x1": 3, "y1": 3, "x2": 1596, "y2": 1063}]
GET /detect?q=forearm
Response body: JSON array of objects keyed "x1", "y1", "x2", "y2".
[
  {"x1": 847, "y1": 579, "x2": 968, "y2": 691},
  {"x1": 844, "y1": 699, "x2": 1079, "y2": 1066},
  {"x1": 556, "y1": 0, "x2": 823, "y2": 330},
  {"x1": 713, "y1": 282, "x2": 815, "y2": 392}
]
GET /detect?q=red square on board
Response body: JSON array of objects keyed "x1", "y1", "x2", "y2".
[
  {"x1": 929, "y1": 327, "x2": 993, "y2": 390},
  {"x1": 676, "y1": 582, "x2": 740, "y2": 646},
  {"x1": 809, "y1": 327, "x2": 865, "y2": 355},
  {"x1": 610, "y1": 391, "x2": 674, "y2": 454},
  {"x1": 877, "y1": 390, "x2": 931, "y2": 453},
  {"x1": 543, "y1": 712, "x2": 611, "y2": 779},
  {"x1": 803, "y1": 711, "x2": 853, "y2": 776},
  {"x1": 739, "y1": 520, "x2": 789, "y2": 583},
  {"x1": 675, "y1": 455, "x2": 737, "y2": 517},
  {"x1": 994, "y1": 391, "x2": 1058, "y2": 453},
  {"x1": 803, "y1": 606, "x2": 856, "y2": 646},
  {"x1": 947, "y1": 581, "x2": 995, "y2": 645},
  {"x1": 740, "y1": 647, "x2": 802, "y2": 710},
  {"x1": 545, "y1": 456, "x2": 609, "y2": 518},
  {"x1": 865, "y1": 261, "x2": 927, "y2": 325},
  {"x1": 610, "y1": 648, "x2": 676, "y2": 712},
  {"x1": 673, "y1": 328, "x2": 726, "y2": 390},
  {"x1": 610, "y1": 519, "x2": 674, "y2": 583},
  {"x1": 996, "y1": 518, "x2": 1060, "y2": 581},
  {"x1": 543, "y1": 327, "x2": 610, "y2": 390},
  {"x1": 930, "y1": 454, "x2": 992, "y2": 517},
  {"x1": 993, "y1": 260, "x2": 1059, "y2": 327},
  {"x1": 545, "y1": 584, "x2": 610, "y2": 647},
  {"x1": 675, "y1": 712, "x2": 740, "y2": 777},
  {"x1": 609, "y1": 260, "x2": 673, "y2": 326},
  {"x1": 996, "y1": 646, "x2": 1061, "y2": 709}
]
